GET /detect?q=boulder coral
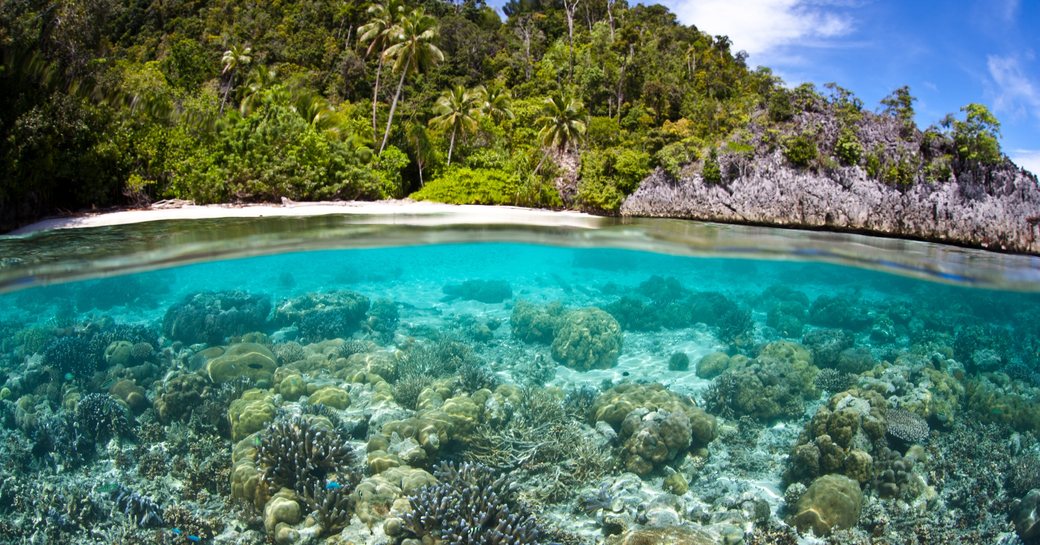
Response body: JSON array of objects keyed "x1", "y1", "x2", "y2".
[
  {"x1": 791, "y1": 474, "x2": 863, "y2": 536},
  {"x1": 551, "y1": 307, "x2": 623, "y2": 370}
]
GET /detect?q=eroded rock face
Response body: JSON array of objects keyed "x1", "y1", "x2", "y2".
[{"x1": 622, "y1": 155, "x2": 1040, "y2": 253}]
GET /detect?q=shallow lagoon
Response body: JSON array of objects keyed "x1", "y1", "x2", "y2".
[{"x1": 0, "y1": 210, "x2": 1038, "y2": 545}]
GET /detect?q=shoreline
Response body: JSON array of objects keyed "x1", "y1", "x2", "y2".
[{"x1": 10, "y1": 200, "x2": 605, "y2": 234}]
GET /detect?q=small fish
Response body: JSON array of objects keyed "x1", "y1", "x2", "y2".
[
  {"x1": 325, "y1": 481, "x2": 342, "y2": 490},
  {"x1": 187, "y1": 535, "x2": 201, "y2": 543},
  {"x1": 64, "y1": 372, "x2": 74, "y2": 381},
  {"x1": 97, "y1": 483, "x2": 119, "y2": 494},
  {"x1": 172, "y1": 528, "x2": 182, "y2": 536}
]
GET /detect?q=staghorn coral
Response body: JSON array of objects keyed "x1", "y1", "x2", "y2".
[
  {"x1": 394, "y1": 461, "x2": 546, "y2": 545},
  {"x1": 256, "y1": 416, "x2": 356, "y2": 497}
]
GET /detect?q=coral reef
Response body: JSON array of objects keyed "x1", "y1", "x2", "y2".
[{"x1": 163, "y1": 290, "x2": 272, "y2": 345}]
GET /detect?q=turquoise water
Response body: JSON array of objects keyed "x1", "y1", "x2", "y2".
[{"x1": 1, "y1": 219, "x2": 1039, "y2": 544}]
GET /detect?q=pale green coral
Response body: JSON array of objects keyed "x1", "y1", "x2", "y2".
[{"x1": 551, "y1": 308, "x2": 623, "y2": 370}]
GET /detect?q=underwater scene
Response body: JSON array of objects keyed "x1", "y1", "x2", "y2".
[{"x1": 2, "y1": 237, "x2": 1040, "y2": 545}]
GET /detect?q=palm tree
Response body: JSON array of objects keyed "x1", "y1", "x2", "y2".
[
  {"x1": 379, "y1": 8, "x2": 444, "y2": 154},
  {"x1": 239, "y1": 64, "x2": 278, "y2": 116},
  {"x1": 429, "y1": 85, "x2": 480, "y2": 166},
  {"x1": 358, "y1": 0, "x2": 406, "y2": 141},
  {"x1": 220, "y1": 45, "x2": 252, "y2": 113},
  {"x1": 535, "y1": 93, "x2": 587, "y2": 172},
  {"x1": 475, "y1": 84, "x2": 514, "y2": 124},
  {"x1": 537, "y1": 93, "x2": 587, "y2": 152}
]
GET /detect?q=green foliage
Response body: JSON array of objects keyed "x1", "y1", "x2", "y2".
[
  {"x1": 925, "y1": 155, "x2": 954, "y2": 183},
  {"x1": 0, "y1": 0, "x2": 983, "y2": 228},
  {"x1": 577, "y1": 147, "x2": 651, "y2": 212},
  {"x1": 944, "y1": 103, "x2": 1002, "y2": 165},
  {"x1": 655, "y1": 140, "x2": 699, "y2": 180},
  {"x1": 881, "y1": 85, "x2": 916, "y2": 136},
  {"x1": 412, "y1": 166, "x2": 558, "y2": 207},
  {"x1": 882, "y1": 156, "x2": 917, "y2": 187},
  {"x1": 864, "y1": 149, "x2": 883, "y2": 179},
  {"x1": 767, "y1": 88, "x2": 795, "y2": 123},
  {"x1": 783, "y1": 134, "x2": 817, "y2": 169},
  {"x1": 834, "y1": 128, "x2": 863, "y2": 166},
  {"x1": 702, "y1": 148, "x2": 723, "y2": 185}
]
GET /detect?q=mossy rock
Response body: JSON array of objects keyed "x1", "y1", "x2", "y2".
[
  {"x1": 206, "y1": 343, "x2": 278, "y2": 385},
  {"x1": 308, "y1": 386, "x2": 350, "y2": 409},
  {"x1": 791, "y1": 474, "x2": 863, "y2": 536},
  {"x1": 552, "y1": 307, "x2": 623, "y2": 370},
  {"x1": 229, "y1": 388, "x2": 277, "y2": 441}
]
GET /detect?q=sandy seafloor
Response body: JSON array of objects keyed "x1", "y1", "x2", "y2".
[{"x1": 0, "y1": 201, "x2": 1038, "y2": 545}]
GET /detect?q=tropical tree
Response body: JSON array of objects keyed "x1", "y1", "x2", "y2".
[
  {"x1": 358, "y1": 0, "x2": 406, "y2": 141},
  {"x1": 476, "y1": 84, "x2": 514, "y2": 124},
  {"x1": 429, "y1": 85, "x2": 481, "y2": 166},
  {"x1": 537, "y1": 93, "x2": 587, "y2": 152},
  {"x1": 220, "y1": 45, "x2": 252, "y2": 113},
  {"x1": 379, "y1": 8, "x2": 444, "y2": 154},
  {"x1": 239, "y1": 64, "x2": 278, "y2": 116}
]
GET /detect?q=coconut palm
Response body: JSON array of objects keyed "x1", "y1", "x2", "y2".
[
  {"x1": 220, "y1": 45, "x2": 252, "y2": 113},
  {"x1": 535, "y1": 93, "x2": 587, "y2": 172},
  {"x1": 379, "y1": 8, "x2": 444, "y2": 154},
  {"x1": 358, "y1": 0, "x2": 406, "y2": 141},
  {"x1": 537, "y1": 93, "x2": 587, "y2": 152},
  {"x1": 475, "y1": 84, "x2": 514, "y2": 124},
  {"x1": 429, "y1": 85, "x2": 480, "y2": 166},
  {"x1": 239, "y1": 64, "x2": 278, "y2": 116}
]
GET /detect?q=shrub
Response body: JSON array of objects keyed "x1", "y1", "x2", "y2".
[
  {"x1": 655, "y1": 140, "x2": 699, "y2": 180},
  {"x1": 411, "y1": 167, "x2": 520, "y2": 205},
  {"x1": 783, "y1": 134, "x2": 817, "y2": 168},
  {"x1": 834, "y1": 128, "x2": 863, "y2": 166},
  {"x1": 702, "y1": 148, "x2": 723, "y2": 185}
]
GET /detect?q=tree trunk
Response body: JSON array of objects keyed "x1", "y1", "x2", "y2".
[
  {"x1": 565, "y1": 2, "x2": 577, "y2": 83},
  {"x1": 220, "y1": 71, "x2": 235, "y2": 114},
  {"x1": 380, "y1": 69, "x2": 408, "y2": 154},
  {"x1": 371, "y1": 56, "x2": 384, "y2": 143},
  {"x1": 606, "y1": 0, "x2": 615, "y2": 42},
  {"x1": 447, "y1": 125, "x2": 457, "y2": 166}
]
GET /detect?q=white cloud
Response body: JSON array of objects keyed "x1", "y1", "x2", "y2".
[
  {"x1": 1012, "y1": 149, "x2": 1040, "y2": 176},
  {"x1": 662, "y1": 0, "x2": 855, "y2": 60},
  {"x1": 987, "y1": 54, "x2": 1040, "y2": 122}
]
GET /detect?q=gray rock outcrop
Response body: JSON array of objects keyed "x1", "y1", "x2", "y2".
[{"x1": 621, "y1": 155, "x2": 1040, "y2": 253}]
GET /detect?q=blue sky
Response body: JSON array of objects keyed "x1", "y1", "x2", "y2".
[{"x1": 486, "y1": 0, "x2": 1040, "y2": 175}]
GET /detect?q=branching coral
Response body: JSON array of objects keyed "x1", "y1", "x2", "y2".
[
  {"x1": 110, "y1": 485, "x2": 164, "y2": 527},
  {"x1": 257, "y1": 416, "x2": 356, "y2": 495},
  {"x1": 397, "y1": 461, "x2": 546, "y2": 545},
  {"x1": 76, "y1": 393, "x2": 133, "y2": 443}
]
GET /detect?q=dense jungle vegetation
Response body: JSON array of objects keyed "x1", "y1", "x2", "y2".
[{"x1": 0, "y1": 0, "x2": 1007, "y2": 231}]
